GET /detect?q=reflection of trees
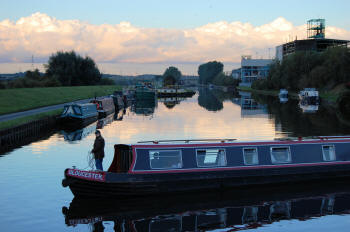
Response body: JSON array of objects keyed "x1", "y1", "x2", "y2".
[
  {"x1": 198, "y1": 88, "x2": 238, "y2": 112},
  {"x1": 198, "y1": 88, "x2": 223, "y2": 111},
  {"x1": 251, "y1": 93, "x2": 350, "y2": 136}
]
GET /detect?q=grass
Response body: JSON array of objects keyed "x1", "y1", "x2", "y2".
[
  {"x1": 237, "y1": 86, "x2": 343, "y2": 102},
  {"x1": 0, "y1": 85, "x2": 121, "y2": 115},
  {"x1": 237, "y1": 86, "x2": 282, "y2": 97},
  {"x1": 0, "y1": 109, "x2": 62, "y2": 131}
]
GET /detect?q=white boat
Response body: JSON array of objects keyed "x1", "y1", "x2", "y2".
[
  {"x1": 279, "y1": 89, "x2": 288, "y2": 103},
  {"x1": 299, "y1": 88, "x2": 320, "y2": 105}
]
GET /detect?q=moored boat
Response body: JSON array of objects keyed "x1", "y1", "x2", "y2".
[
  {"x1": 299, "y1": 88, "x2": 320, "y2": 105},
  {"x1": 62, "y1": 136, "x2": 350, "y2": 198},
  {"x1": 59, "y1": 103, "x2": 98, "y2": 128},
  {"x1": 90, "y1": 97, "x2": 115, "y2": 118},
  {"x1": 157, "y1": 88, "x2": 195, "y2": 97},
  {"x1": 135, "y1": 83, "x2": 156, "y2": 100},
  {"x1": 279, "y1": 89, "x2": 288, "y2": 103}
]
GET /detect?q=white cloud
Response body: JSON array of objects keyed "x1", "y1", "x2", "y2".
[{"x1": 0, "y1": 13, "x2": 349, "y2": 64}]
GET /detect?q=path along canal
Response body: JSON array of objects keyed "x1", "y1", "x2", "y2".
[{"x1": 1, "y1": 88, "x2": 350, "y2": 231}]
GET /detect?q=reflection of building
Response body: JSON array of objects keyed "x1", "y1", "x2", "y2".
[
  {"x1": 276, "y1": 19, "x2": 349, "y2": 61},
  {"x1": 238, "y1": 56, "x2": 273, "y2": 87},
  {"x1": 232, "y1": 92, "x2": 268, "y2": 118}
]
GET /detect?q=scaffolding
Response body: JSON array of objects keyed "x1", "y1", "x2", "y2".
[{"x1": 307, "y1": 19, "x2": 325, "y2": 39}]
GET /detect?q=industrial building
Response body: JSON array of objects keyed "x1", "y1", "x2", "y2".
[
  {"x1": 233, "y1": 55, "x2": 273, "y2": 87},
  {"x1": 276, "y1": 19, "x2": 349, "y2": 61}
]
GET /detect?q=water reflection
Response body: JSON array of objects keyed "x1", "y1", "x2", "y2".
[
  {"x1": 63, "y1": 182, "x2": 350, "y2": 232},
  {"x1": 60, "y1": 114, "x2": 115, "y2": 142},
  {"x1": 250, "y1": 93, "x2": 350, "y2": 137},
  {"x1": 131, "y1": 98, "x2": 157, "y2": 116}
]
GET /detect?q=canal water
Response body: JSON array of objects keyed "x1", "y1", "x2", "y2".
[{"x1": 1, "y1": 88, "x2": 350, "y2": 232}]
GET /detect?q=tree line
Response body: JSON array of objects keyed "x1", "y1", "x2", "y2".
[
  {"x1": 0, "y1": 51, "x2": 114, "y2": 89},
  {"x1": 252, "y1": 47, "x2": 350, "y2": 91}
]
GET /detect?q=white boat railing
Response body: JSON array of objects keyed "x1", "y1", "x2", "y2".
[{"x1": 137, "y1": 138, "x2": 237, "y2": 144}]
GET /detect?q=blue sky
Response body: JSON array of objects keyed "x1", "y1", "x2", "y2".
[{"x1": 1, "y1": 0, "x2": 350, "y2": 29}]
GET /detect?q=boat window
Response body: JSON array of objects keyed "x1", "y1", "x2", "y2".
[
  {"x1": 149, "y1": 150, "x2": 182, "y2": 169},
  {"x1": 196, "y1": 149, "x2": 227, "y2": 167},
  {"x1": 73, "y1": 106, "x2": 82, "y2": 115},
  {"x1": 322, "y1": 145, "x2": 336, "y2": 161},
  {"x1": 243, "y1": 147, "x2": 259, "y2": 165},
  {"x1": 270, "y1": 147, "x2": 291, "y2": 164}
]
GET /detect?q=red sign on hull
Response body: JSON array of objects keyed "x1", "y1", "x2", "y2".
[{"x1": 67, "y1": 169, "x2": 105, "y2": 182}]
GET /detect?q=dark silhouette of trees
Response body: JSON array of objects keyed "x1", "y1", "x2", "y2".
[
  {"x1": 45, "y1": 51, "x2": 101, "y2": 86},
  {"x1": 162, "y1": 66, "x2": 182, "y2": 86},
  {"x1": 253, "y1": 47, "x2": 350, "y2": 91},
  {"x1": 198, "y1": 61, "x2": 223, "y2": 84}
]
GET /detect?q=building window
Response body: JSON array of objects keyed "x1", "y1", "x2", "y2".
[
  {"x1": 149, "y1": 150, "x2": 182, "y2": 169},
  {"x1": 271, "y1": 147, "x2": 291, "y2": 164},
  {"x1": 196, "y1": 149, "x2": 227, "y2": 167},
  {"x1": 322, "y1": 145, "x2": 336, "y2": 161},
  {"x1": 243, "y1": 147, "x2": 259, "y2": 165}
]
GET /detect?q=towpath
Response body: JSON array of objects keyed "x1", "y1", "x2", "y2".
[{"x1": 0, "y1": 98, "x2": 94, "y2": 123}]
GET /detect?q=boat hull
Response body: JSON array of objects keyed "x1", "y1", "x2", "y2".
[{"x1": 63, "y1": 162, "x2": 350, "y2": 198}]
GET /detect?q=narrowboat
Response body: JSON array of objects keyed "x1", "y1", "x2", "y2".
[
  {"x1": 299, "y1": 88, "x2": 320, "y2": 105},
  {"x1": 157, "y1": 88, "x2": 195, "y2": 97},
  {"x1": 59, "y1": 103, "x2": 98, "y2": 128},
  {"x1": 90, "y1": 97, "x2": 115, "y2": 118},
  {"x1": 135, "y1": 83, "x2": 156, "y2": 100},
  {"x1": 62, "y1": 136, "x2": 350, "y2": 198}
]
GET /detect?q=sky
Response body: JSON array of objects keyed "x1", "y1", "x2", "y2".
[{"x1": 0, "y1": 0, "x2": 349, "y2": 75}]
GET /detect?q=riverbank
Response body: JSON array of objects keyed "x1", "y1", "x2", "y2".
[
  {"x1": 0, "y1": 85, "x2": 120, "y2": 115},
  {"x1": 0, "y1": 85, "x2": 121, "y2": 131},
  {"x1": 237, "y1": 86, "x2": 342, "y2": 103},
  {"x1": 0, "y1": 109, "x2": 61, "y2": 131}
]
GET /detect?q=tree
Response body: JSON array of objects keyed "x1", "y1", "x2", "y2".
[
  {"x1": 198, "y1": 61, "x2": 223, "y2": 84},
  {"x1": 45, "y1": 51, "x2": 101, "y2": 86},
  {"x1": 162, "y1": 66, "x2": 182, "y2": 86},
  {"x1": 212, "y1": 72, "x2": 237, "y2": 86}
]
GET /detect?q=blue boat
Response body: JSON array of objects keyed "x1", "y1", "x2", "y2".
[
  {"x1": 59, "y1": 103, "x2": 98, "y2": 128},
  {"x1": 62, "y1": 136, "x2": 350, "y2": 198}
]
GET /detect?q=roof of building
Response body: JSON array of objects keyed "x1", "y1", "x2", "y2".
[{"x1": 241, "y1": 59, "x2": 273, "y2": 67}]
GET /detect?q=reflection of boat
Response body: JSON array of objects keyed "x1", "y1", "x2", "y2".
[
  {"x1": 158, "y1": 97, "x2": 186, "y2": 109},
  {"x1": 96, "y1": 113, "x2": 114, "y2": 129},
  {"x1": 131, "y1": 97, "x2": 157, "y2": 116},
  {"x1": 59, "y1": 103, "x2": 98, "y2": 128},
  {"x1": 62, "y1": 182, "x2": 350, "y2": 231},
  {"x1": 299, "y1": 102, "x2": 319, "y2": 113},
  {"x1": 61, "y1": 122, "x2": 97, "y2": 142},
  {"x1": 63, "y1": 136, "x2": 350, "y2": 198},
  {"x1": 299, "y1": 88, "x2": 320, "y2": 105},
  {"x1": 279, "y1": 89, "x2": 288, "y2": 103},
  {"x1": 90, "y1": 97, "x2": 115, "y2": 118}
]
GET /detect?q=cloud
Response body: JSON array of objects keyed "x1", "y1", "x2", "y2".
[{"x1": 0, "y1": 13, "x2": 349, "y2": 64}]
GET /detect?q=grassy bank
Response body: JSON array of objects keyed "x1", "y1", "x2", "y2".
[
  {"x1": 0, "y1": 85, "x2": 120, "y2": 115},
  {"x1": 237, "y1": 86, "x2": 341, "y2": 102},
  {"x1": 0, "y1": 109, "x2": 62, "y2": 131}
]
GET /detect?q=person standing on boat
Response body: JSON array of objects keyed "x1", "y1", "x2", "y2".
[{"x1": 91, "y1": 130, "x2": 105, "y2": 171}]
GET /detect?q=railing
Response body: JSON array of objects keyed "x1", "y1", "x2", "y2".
[{"x1": 137, "y1": 138, "x2": 237, "y2": 144}]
